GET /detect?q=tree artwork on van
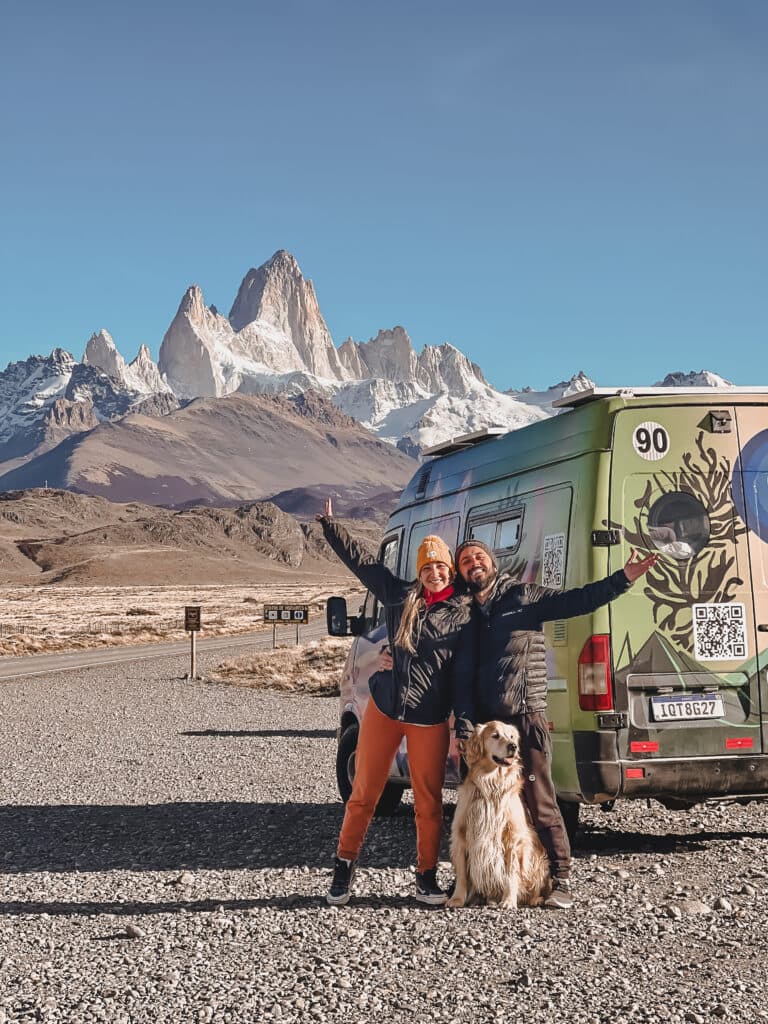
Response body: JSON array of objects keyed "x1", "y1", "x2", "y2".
[{"x1": 616, "y1": 431, "x2": 746, "y2": 653}]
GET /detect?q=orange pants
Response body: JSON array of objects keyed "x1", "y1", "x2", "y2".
[{"x1": 338, "y1": 700, "x2": 450, "y2": 872}]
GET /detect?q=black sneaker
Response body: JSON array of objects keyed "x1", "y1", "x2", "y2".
[
  {"x1": 415, "y1": 868, "x2": 447, "y2": 906},
  {"x1": 545, "y1": 877, "x2": 573, "y2": 910},
  {"x1": 326, "y1": 857, "x2": 356, "y2": 906}
]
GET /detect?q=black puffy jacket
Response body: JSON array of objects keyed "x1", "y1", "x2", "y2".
[
  {"x1": 453, "y1": 569, "x2": 630, "y2": 730},
  {"x1": 320, "y1": 518, "x2": 473, "y2": 726}
]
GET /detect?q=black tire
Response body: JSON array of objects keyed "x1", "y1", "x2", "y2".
[
  {"x1": 336, "y1": 723, "x2": 404, "y2": 817},
  {"x1": 557, "y1": 798, "x2": 581, "y2": 846}
]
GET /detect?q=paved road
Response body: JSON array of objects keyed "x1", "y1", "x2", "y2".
[{"x1": 0, "y1": 621, "x2": 329, "y2": 681}]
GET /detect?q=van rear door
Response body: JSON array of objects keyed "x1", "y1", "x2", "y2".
[{"x1": 609, "y1": 404, "x2": 762, "y2": 762}]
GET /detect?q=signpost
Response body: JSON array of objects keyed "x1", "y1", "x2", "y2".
[
  {"x1": 184, "y1": 605, "x2": 201, "y2": 678},
  {"x1": 263, "y1": 604, "x2": 309, "y2": 647}
]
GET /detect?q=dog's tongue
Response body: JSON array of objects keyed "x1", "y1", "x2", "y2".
[{"x1": 502, "y1": 756, "x2": 516, "y2": 765}]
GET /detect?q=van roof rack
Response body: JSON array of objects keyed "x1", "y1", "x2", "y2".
[
  {"x1": 422, "y1": 426, "x2": 507, "y2": 457},
  {"x1": 553, "y1": 386, "x2": 768, "y2": 409}
]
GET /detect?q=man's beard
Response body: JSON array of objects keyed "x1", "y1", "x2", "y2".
[{"x1": 466, "y1": 567, "x2": 497, "y2": 594}]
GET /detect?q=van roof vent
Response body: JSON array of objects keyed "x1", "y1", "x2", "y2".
[
  {"x1": 415, "y1": 467, "x2": 431, "y2": 497},
  {"x1": 553, "y1": 386, "x2": 768, "y2": 409},
  {"x1": 422, "y1": 427, "x2": 507, "y2": 458}
]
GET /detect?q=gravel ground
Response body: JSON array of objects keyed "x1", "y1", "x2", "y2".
[{"x1": 2, "y1": 651, "x2": 768, "y2": 1024}]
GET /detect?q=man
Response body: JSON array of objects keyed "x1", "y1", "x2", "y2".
[{"x1": 453, "y1": 540, "x2": 657, "y2": 909}]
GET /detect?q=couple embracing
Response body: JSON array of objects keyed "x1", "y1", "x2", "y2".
[{"x1": 317, "y1": 503, "x2": 656, "y2": 909}]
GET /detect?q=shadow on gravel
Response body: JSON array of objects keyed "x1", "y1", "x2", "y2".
[
  {"x1": 181, "y1": 729, "x2": 336, "y2": 739},
  {"x1": 0, "y1": 894, "x2": 437, "y2": 919},
  {"x1": 0, "y1": 801, "x2": 420, "y2": 875},
  {"x1": 575, "y1": 826, "x2": 768, "y2": 856}
]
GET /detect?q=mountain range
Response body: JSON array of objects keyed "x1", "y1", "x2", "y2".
[{"x1": 0, "y1": 249, "x2": 736, "y2": 508}]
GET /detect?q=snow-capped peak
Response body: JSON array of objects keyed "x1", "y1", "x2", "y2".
[{"x1": 654, "y1": 370, "x2": 734, "y2": 389}]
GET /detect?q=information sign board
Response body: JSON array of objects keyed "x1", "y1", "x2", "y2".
[
  {"x1": 263, "y1": 604, "x2": 309, "y2": 625},
  {"x1": 184, "y1": 606, "x2": 202, "y2": 632}
]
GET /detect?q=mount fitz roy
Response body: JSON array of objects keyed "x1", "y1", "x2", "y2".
[{"x1": 0, "y1": 249, "x2": 735, "y2": 505}]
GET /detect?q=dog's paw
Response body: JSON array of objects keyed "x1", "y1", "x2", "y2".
[
  {"x1": 446, "y1": 895, "x2": 466, "y2": 908},
  {"x1": 498, "y1": 898, "x2": 519, "y2": 910}
]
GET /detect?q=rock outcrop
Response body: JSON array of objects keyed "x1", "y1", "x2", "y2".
[{"x1": 228, "y1": 250, "x2": 348, "y2": 381}]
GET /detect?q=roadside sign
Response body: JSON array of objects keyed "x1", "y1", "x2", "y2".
[
  {"x1": 185, "y1": 606, "x2": 201, "y2": 632},
  {"x1": 263, "y1": 604, "x2": 309, "y2": 625}
]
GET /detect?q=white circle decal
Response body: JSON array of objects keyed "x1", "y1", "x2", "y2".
[{"x1": 632, "y1": 421, "x2": 670, "y2": 461}]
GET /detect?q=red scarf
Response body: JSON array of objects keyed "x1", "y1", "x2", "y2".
[{"x1": 424, "y1": 584, "x2": 454, "y2": 606}]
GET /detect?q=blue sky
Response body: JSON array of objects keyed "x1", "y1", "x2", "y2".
[{"x1": 1, "y1": 0, "x2": 765, "y2": 391}]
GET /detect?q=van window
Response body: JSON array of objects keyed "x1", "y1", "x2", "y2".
[
  {"x1": 362, "y1": 587, "x2": 389, "y2": 631},
  {"x1": 498, "y1": 516, "x2": 522, "y2": 551},
  {"x1": 467, "y1": 508, "x2": 524, "y2": 555},
  {"x1": 407, "y1": 515, "x2": 461, "y2": 578},
  {"x1": 380, "y1": 535, "x2": 400, "y2": 574},
  {"x1": 647, "y1": 492, "x2": 711, "y2": 560},
  {"x1": 364, "y1": 534, "x2": 401, "y2": 631},
  {"x1": 469, "y1": 521, "x2": 496, "y2": 548}
]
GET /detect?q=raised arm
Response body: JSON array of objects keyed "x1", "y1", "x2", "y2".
[
  {"x1": 521, "y1": 550, "x2": 658, "y2": 624},
  {"x1": 317, "y1": 515, "x2": 410, "y2": 607}
]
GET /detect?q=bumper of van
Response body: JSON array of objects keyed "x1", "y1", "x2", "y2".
[{"x1": 578, "y1": 754, "x2": 768, "y2": 805}]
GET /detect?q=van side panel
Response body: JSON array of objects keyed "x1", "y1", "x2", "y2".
[{"x1": 460, "y1": 452, "x2": 612, "y2": 800}]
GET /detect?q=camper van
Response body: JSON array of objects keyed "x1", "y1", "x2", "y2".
[{"x1": 327, "y1": 387, "x2": 768, "y2": 833}]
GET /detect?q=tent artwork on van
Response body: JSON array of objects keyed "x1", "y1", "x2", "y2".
[{"x1": 613, "y1": 430, "x2": 747, "y2": 655}]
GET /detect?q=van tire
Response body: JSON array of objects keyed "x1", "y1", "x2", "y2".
[
  {"x1": 557, "y1": 798, "x2": 580, "y2": 846},
  {"x1": 336, "y1": 722, "x2": 404, "y2": 817}
]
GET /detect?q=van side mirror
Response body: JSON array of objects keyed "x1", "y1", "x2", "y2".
[{"x1": 326, "y1": 596, "x2": 366, "y2": 637}]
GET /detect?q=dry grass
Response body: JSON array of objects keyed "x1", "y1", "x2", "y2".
[
  {"x1": 208, "y1": 637, "x2": 354, "y2": 695},
  {"x1": 0, "y1": 584, "x2": 364, "y2": 657}
]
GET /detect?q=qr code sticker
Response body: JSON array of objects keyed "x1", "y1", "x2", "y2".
[
  {"x1": 692, "y1": 603, "x2": 748, "y2": 661},
  {"x1": 542, "y1": 533, "x2": 565, "y2": 589}
]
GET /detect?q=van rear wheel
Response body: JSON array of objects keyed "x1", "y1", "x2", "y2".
[
  {"x1": 557, "y1": 798, "x2": 580, "y2": 846},
  {"x1": 336, "y1": 722, "x2": 404, "y2": 817}
]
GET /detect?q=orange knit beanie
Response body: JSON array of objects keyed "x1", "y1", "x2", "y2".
[{"x1": 415, "y1": 535, "x2": 454, "y2": 577}]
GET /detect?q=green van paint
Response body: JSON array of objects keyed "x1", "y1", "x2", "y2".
[{"x1": 334, "y1": 390, "x2": 768, "y2": 818}]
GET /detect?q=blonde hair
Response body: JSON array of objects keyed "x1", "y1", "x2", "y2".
[{"x1": 394, "y1": 584, "x2": 426, "y2": 655}]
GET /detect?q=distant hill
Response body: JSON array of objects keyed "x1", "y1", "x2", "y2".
[
  {"x1": 0, "y1": 488, "x2": 383, "y2": 586},
  {"x1": 0, "y1": 391, "x2": 414, "y2": 508}
]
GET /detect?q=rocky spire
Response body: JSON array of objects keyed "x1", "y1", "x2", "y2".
[
  {"x1": 228, "y1": 251, "x2": 348, "y2": 381},
  {"x1": 83, "y1": 330, "x2": 128, "y2": 383},
  {"x1": 158, "y1": 285, "x2": 226, "y2": 398}
]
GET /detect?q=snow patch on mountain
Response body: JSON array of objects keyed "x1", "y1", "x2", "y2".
[
  {"x1": 331, "y1": 376, "x2": 549, "y2": 450},
  {"x1": 654, "y1": 370, "x2": 734, "y2": 388},
  {"x1": 0, "y1": 349, "x2": 77, "y2": 445},
  {"x1": 505, "y1": 371, "x2": 597, "y2": 413}
]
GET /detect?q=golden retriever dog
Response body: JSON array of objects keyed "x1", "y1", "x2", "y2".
[{"x1": 447, "y1": 721, "x2": 552, "y2": 909}]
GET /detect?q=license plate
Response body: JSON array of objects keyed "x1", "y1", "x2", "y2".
[{"x1": 650, "y1": 692, "x2": 725, "y2": 722}]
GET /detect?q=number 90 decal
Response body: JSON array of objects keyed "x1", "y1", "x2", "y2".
[{"x1": 632, "y1": 421, "x2": 670, "y2": 461}]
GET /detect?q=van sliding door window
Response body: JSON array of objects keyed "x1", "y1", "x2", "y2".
[
  {"x1": 468, "y1": 509, "x2": 524, "y2": 556},
  {"x1": 469, "y1": 522, "x2": 496, "y2": 548}
]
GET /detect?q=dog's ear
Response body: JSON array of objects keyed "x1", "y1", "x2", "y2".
[{"x1": 464, "y1": 725, "x2": 485, "y2": 766}]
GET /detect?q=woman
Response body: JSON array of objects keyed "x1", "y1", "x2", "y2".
[{"x1": 317, "y1": 499, "x2": 472, "y2": 906}]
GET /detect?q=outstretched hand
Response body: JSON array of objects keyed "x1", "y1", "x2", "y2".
[
  {"x1": 623, "y1": 548, "x2": 659, "y2": 583},
  {"x1": 315, "y1": 496, "x2": 333, "y2": 522}
]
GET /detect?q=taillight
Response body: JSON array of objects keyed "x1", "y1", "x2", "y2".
[{"x1": 578, "y1": 634, "x2": 614, "y2": 712}]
